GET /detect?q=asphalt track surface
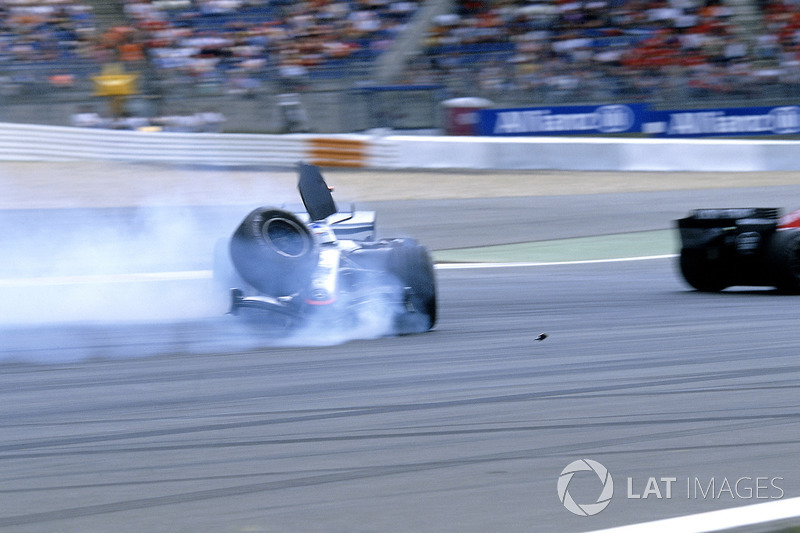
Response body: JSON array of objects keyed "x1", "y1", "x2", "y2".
[{"x1": 2, "y1": 183, "x2": 800, "y2": 532}]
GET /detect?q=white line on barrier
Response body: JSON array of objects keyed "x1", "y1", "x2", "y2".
[
  {"x1": 0, "y1": 255, "x2": 677, "y2": 287},
  {"x1": 588, "y1": 496, "x2": 800, "y2": 533}
]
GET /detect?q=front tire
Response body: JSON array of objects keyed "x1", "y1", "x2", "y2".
[{"x1": 389, "y1": 240, "x2": 437, "y2": 333}]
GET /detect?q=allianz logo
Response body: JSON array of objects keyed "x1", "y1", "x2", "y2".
[{"x1": 667, "y1": 106, "x2": 800, "y2": 135}]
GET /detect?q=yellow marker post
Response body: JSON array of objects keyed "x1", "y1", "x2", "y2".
[{"x1": 91, "y1": 63, "x2": 138, "y2": 118}]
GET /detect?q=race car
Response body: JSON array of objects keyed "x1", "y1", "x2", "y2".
[
  {"x1": 676, "y1": 207, "x2": 800, "y2": 292},
  {"x1": 213, "y1": 162, "x2": 437, "y2": 334}
]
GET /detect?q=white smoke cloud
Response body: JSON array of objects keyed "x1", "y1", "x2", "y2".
[{"x1": 0, "y1": 200, "x2": 407, "y2": 363}]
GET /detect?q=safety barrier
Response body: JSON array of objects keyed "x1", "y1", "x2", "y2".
[
  {"x1": 387, "y1": 135, "x2": 800, "y2": 172},
  {"x1": 0, "y1": 123, "x2": 389, "y2": 168},
  {"x1": 0, "y1": 122, "x2": 798, "y2": 171},
  {"x1": 307, "y1": 137, "x2": 369, "y2": 168}
]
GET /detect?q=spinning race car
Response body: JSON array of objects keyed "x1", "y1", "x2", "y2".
[
  {"x1": 676, "y1": 207, "x2": 800, "y2": 292},
  {"x1": 214, "y1": 163, "x2": 437, "y2": 334}
]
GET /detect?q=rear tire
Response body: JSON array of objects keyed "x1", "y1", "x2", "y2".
[
  {"x1": 229, "y1": 208, "x2": 318, "y2": 296},
  {"x1": 388, "y1": 240, "x2": 437, "y2": 333},
  {"x1": 768, "y1": 230, "x2": 800, "y2": 293},
  {"x1": 679, "y1": 248, "x2": 730, "y2": 292},
  {"x1": 213, "y1": 238, "x2": 247, "y2": 291}
]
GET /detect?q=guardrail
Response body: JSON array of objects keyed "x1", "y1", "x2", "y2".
[
  {"x1": 0, "y1": 122, "x2": 799, "y2": 171},
  {"x1": 0, "y1": 123, "x2": 387, "y2": 167}
]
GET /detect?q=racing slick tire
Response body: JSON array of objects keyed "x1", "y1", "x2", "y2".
[
  {"x1": 767, "y1": 229, "x2": 800, "y2": 294},
  {"x1": 213, "y1": 237, "x2": 249, "y2": 290},
  {"x1": 679, "y1": 248, "x2": 730, "y2": 292},
  {"x1": 229, "y1": 207, "x2": 318, "y2": 296},
  {"x1": 388, "y1": 239, "x2": 437, "y2": 334}
]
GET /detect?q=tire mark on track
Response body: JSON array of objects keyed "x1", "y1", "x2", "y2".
[
  {"x1": 1, "y1": 415, "x2": 795, "y2": 528},
  {"x1": 2, "y1": 362, "x2": 800, "y2": 454},
  {"x1": 1, "y1": 413, "x2": 797, "y2": 460}
]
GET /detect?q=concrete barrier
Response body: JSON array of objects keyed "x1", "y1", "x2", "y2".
[
  {"x1": 0, "y1": 122, "x2": 798, "y2": 171},
  {"x1": 386, "y1": 135, "x2": 800, "y2": 171}
]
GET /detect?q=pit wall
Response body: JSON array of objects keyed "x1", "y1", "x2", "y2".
[{"x1": 1, "y1": 122, "x2": 799, "y2": 171}]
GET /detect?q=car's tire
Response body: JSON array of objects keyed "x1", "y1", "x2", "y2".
[
  {"x1": 388, "y1": 239, "x2": 437, "y2": 333},
  {"x1": 767, "y1": 230, "x2": 800, "y2": 293},
  {"x1": 679, "y1": 248, "x2": 730, "y2": 292},
  {"x1": 229, "y1": 207, "x2": 318, "y2": 296},
  {"x1": 213, "y1": 238, "x2": 248, "y2": 290}
]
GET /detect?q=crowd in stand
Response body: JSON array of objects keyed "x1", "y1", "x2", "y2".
[
  {"x1": 115, "y1": 0, "x2": 421, "y2": 93},
  {"x1": 1, "y1": 0, "x2": 798, "y2": 105},
  {"x1": 0, "y1": 0, "x2": 95, "y2": 61},
  {"x1": 417, "y1": 0, "x2": 800, "y2": 102},
  {"x1": 0, "y1": 0, "x2": 423, "y2": 95},
  {"x1": 0, "y1": 0, "x2": 97, "y2": 91}
]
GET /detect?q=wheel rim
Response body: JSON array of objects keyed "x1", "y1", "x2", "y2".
[{"x1": 263, "y1": 218, "x2": 309, "y2": 257}]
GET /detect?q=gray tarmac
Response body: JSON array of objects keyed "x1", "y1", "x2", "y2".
[
  {"x1": 1, "y1": 166, "x2": 800, "y2": 532},
  {"x1": 1, "y1": 261, "x2": 799, "y2": 532},
  {"x1": 0, "y1": 163, "x2": 800, "y2": 532}
]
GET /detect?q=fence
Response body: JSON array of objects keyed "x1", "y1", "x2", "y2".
[{"x1": 0, "y1": 83, "x2": 446, "y2": 134}]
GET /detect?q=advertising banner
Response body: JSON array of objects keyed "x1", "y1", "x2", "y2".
[
  {"x1": 645, "y1": 106, "x2": 800, "y2": 137},
  {"x1": 477, "y1": 104, "x2": 646, "y2": 136},
  {"x1": 475, "y1": 103, "x2": 800, "y2": 137}
]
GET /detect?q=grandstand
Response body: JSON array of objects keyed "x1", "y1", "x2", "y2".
[
  {"x1": 0, "y1": 0, "x2": 796, "y2": 133},
  {"x1": 415, "y1": 0, "x2": 800, "y2": 105}
]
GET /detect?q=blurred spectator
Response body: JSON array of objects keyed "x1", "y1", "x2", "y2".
[
  {"x1": 117, "y1": 0, "x2": 422, "y2": 95},
  {"x1": 0, "y1": 1, "x2": 100, "y2": 99},
  {"x1": 3, "y1": 0, "x2": 800, "y2": 125},
  {"x1": 277, "y1": 92, "x2": 309, "y2": 132},
  {"x1": 1, "y1": 1, "x2": 97, "y2": 62},
  {"x1": 69, "y1": 106, "x2": 227, "y2": 132},
  {"x1": 70, "y1": 104, "x2": 108, "y2": 128},
  {"x1": 420, "y1": 0, "x2": 798, "y2": 104}
]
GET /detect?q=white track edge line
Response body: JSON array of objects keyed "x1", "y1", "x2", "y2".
[
  {"x1": 0, "y1": 255, "x2": 677, "y2": 287},
  {"x1": 0, "y1": 270, "x2": 213, "y2": 287},
  {"x1": 436, "y1": 254, "x2": 676, "y2": 269},
  {"x1": 588, "y1": 495, "x2": 800, "y2": 533}
]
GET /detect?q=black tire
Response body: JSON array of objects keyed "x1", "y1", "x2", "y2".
[
  {"x1": 229, "y1": 207, "x2": 318, "y2": 296},
  {"x1": 213, "y1": 238, "x2": 248, "y2": 290},
  {"x1": 388, "y1": 240, "x2": 437, "y2": 333},
  {"x1": 679, "y1": 248, "x2": 730, "y2": 292},
  {"x1": 768, "y1": 230, "x2": 800, "y2": 293}
]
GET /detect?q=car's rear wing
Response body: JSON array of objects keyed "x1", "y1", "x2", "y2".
[
  {"x1": 677, "y1": 208, "x2": 781, "y2": 228},
  {"x1": 676, "y1": 208, "x2": 780, "y2": 250}
]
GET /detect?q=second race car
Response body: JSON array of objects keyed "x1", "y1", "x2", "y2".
[{"x1": 676, "y1": 206, "x2": 800, "y2": 292}]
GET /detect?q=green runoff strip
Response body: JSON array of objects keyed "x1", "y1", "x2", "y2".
[{"x1": 433, "y1": 229, "x2": 678, "y2": 264}]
